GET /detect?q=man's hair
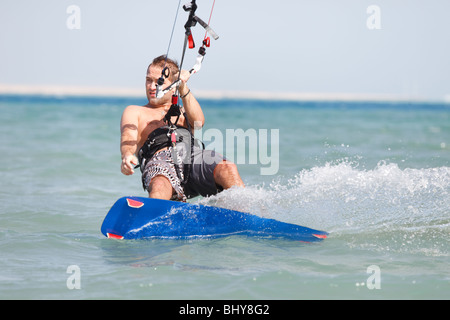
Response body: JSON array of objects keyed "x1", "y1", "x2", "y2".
[{"x1": 148, "y1": 55, "x2": 179, "y2": 81}]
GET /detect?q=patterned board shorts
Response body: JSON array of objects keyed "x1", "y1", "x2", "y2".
[
  {"x1": 141, "y1": 145, "x2": 225, "y2": 201},
  {"x1": 142, "y1": 147, "x2": 186, "y2": 201}
]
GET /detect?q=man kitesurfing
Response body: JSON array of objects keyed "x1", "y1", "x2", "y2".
[
  {"x1": 101, "y1": 0, "x2": 328, "y2": 243},
  {"x1": 119, "y1": 1, "x2": 244, "y2": 201}
]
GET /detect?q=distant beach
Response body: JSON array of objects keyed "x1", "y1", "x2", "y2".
[{"x1": 1, "y1": 83, "x2": 448, "y2": 104}]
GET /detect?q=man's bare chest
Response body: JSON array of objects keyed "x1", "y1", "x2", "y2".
[{"x1": 138, "y1": 107, "x2": 185, "y2": 146}]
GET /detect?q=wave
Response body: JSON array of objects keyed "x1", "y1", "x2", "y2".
[{"x1": 199, "y1": 161, "x2": 450, "y2": 256}]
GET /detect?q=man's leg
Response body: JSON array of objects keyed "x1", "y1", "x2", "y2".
[
  {"x1": 147, "y1": 175, "x2": 175, "y2": 200},
  {"x1": 213, "y1": 160, "x2": 245, "y2": 189}
]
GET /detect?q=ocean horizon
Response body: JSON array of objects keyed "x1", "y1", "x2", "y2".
[{"x1": 1, "y1": 83, "x2": 450, "y2": 104}]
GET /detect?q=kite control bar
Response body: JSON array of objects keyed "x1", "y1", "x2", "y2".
[{"x1": 155, "y1": 0, "x2": 219, "y2": 99}]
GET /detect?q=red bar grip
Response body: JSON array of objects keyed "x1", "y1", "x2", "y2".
[{"x1": 188, "y1": 33, "x2": 195, "y2": 49}]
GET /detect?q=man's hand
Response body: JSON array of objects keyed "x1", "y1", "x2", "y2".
[
  {"x1": 121, "y1": 154, "x2": 138, "y2": 175},
  {"x1": 175, "y1": 70, "x2": 192, "y2": 94}
]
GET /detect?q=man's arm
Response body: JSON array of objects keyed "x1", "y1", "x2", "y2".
[
  {"x1": 120, "y1": 105, "x2": 139, "y2": 175},
  {"x1": 178, "y1": 70, "x2": 205, "y2": 129}
]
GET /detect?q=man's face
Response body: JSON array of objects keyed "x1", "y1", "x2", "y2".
[{"x1": 146, "y1": 65, "x2": 173, "y2": 105}]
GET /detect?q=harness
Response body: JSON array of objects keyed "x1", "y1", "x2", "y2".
[
  {"x1": 137, "y1": 0, "x2": 218, "y2": 188},
  {"x1": 137, "y1": 124, "x2": 198, "y2": 187}
]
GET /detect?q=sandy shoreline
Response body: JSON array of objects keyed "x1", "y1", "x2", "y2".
[{"x1": 0, "y1": 83, "x2": 448, "y2": 103}]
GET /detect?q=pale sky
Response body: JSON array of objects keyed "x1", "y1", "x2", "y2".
[{"x1": 1, "y1": 0, "x2": 449, "y2": 101}]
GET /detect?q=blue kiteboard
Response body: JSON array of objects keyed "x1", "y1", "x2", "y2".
[{"x1": 101, "y1": 197, "x2": 328, "y2": 242}]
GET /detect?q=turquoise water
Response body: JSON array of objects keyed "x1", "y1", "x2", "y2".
[{"x1": 0, "y1": 95, "x2": 449, "y2": 300}]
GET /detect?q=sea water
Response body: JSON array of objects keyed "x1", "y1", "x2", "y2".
[{"x1": 0, "y1": 95, "x2": 449, "y2": 300}]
